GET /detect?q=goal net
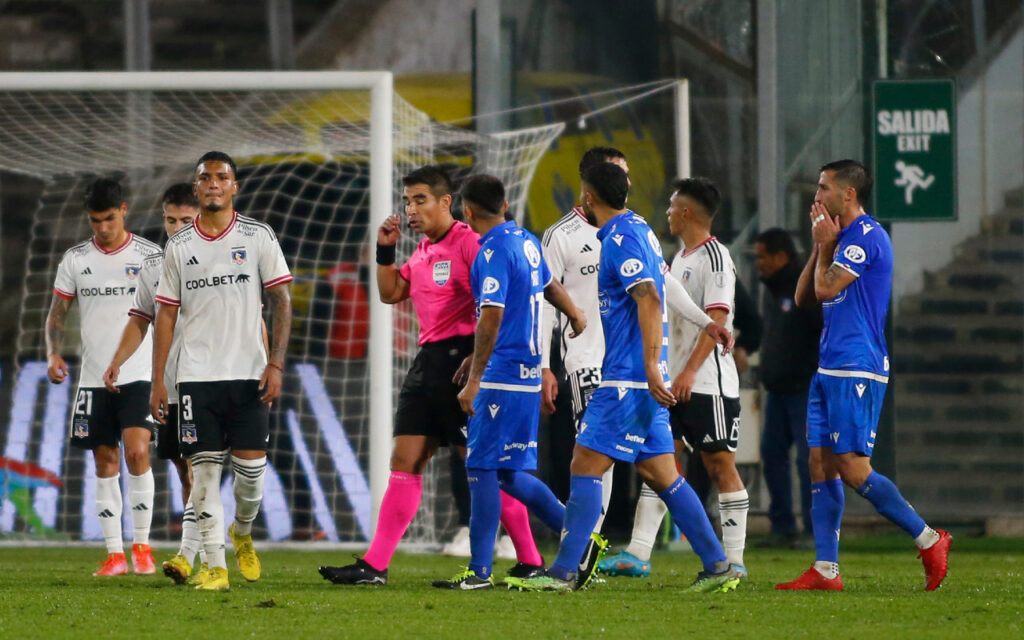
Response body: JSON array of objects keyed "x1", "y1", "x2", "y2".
[{"x1": 0, "y1": 72, "x2": 563, "y2": 547}]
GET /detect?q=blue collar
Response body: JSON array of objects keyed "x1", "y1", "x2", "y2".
[
  {"x1": 596, "y1": 211, "x2": 635, "y2": 240},
  {"x1": 478, "y1": 220, "x2": 516, "y2": 245}
]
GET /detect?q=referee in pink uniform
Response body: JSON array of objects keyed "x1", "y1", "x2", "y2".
[{"x1": 320, "y1": 166, "x2": 543, "y2": 585}]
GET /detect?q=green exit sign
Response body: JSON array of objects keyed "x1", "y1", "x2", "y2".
[{"x1": 872, "y1": 79, "x2": 957, "y2": 221}]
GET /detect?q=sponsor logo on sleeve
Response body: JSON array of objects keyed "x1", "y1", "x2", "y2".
[
  {"x1": 482, "y1": 277, "x2": 500, "y2": 295},
  {"x1": 842, "y1": 245, "x2": 866, "y2": 264},
  {"x1": 620, "y1": 258, "x2": 644, "y2": 277},
  {"x1": 523, "y1": 240, "x2": 542, "y2": 268},
  {"x1": 647, "y1": 230, "x2": 663, "y2": 257}
]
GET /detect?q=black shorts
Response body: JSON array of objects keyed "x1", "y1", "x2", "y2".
[
  {"x1": 394, "y1": 334, "x2": 474, "y2": 447},
  {"x1": 177, "y1": 380, "x2": 270, "y2": 455},
  {"x1": 669, "y1": 392, "x2": 741, "y2": 453},
  {"x1": 568, "y1": 367, "x2": 601, "y2": 432},
  {"x1": 156, "y1": 404, "x2": 183, "y2": 460},
  {"x1": 70, "y1": 382, "x2": 153, "y2": 451}
]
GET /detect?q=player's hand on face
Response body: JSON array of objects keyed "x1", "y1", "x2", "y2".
[
  {"x1": 705, "y1": 322, "x2": 734, "y2": 355},
  {"x1": 149, "y1": 381, "x2": 168, "y2": 425},
  {"x1": 671, "y1": 369, "x2": 696, "y2": 403},
  {"x1": 102, "y1": 365, "x2": 121, "y2": 393},
  {"x1": 810, "y1": 202, "x2": 839, "y2": 246},
  {"x1": 457, "y1": 379, "x2": 480, "y2": 416},
  {"x1": 452, "y1": 355, "x2": 472, "y2": 386},
  {"x1": 259, "y1": 364, "x2": 283, "y2": 404},
  {"x1": 541, "y1": 368, "x2": 559, "y2": 415},
  {"x1": 567, "y1": 308, "x2": 587, "y2": 338},
  {"x1": 46, "y1": 354, "x2": 69, "y2": 384},
  {"x1": 377, "y1": 214, "x2": 402, "y2": 246}
]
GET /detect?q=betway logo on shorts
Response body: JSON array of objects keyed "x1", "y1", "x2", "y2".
[
  {"x1": 186, "y1": 273, "x2": 252, "y2": 290},
  {"x1": 503, "y1": 440, "x2": 538, "y2": 452},
  {"x1": 624, "y1": 433, "x2": 646, "y2": 444},
  {"x1": 519, "y1": 363, "x2": 541, "y2": 379}
]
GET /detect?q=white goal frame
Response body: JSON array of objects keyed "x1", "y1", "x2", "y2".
[{"x1": 0, "y1": 71, "x2": 395, "y2": 534}]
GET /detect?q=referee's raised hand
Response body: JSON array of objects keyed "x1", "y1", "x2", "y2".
[{"x1": 378, "y1": 213, "x2": 402, "y2": 246}]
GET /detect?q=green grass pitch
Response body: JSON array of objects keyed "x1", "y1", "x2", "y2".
[{"x1": 0, "y1": 535, "x2": 1020, "y2": 639}]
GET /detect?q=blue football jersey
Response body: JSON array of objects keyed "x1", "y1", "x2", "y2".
[
  {"x1": 472, "y1": 221, "x2": 552, "y2": 388},
  {"x1": 819, "y1": 214, "x2": 892, "y2": 378},
  {"x1": 596, "y1": 212, "x2": 670, "y2": 385}
]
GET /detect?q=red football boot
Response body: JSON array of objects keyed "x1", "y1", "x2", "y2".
[
  {"x1": 775, "y1": 566, "x2": 843, "y2": 591},
  {"x1": 132, "y1": 543, "x2": 156, "y2": 575},
  {"x1": 93, "y1": 552, "x2": 129, "y2": 577},
  {"x1": 919, "y1": 529, "x2": 952, "y2": 591}
]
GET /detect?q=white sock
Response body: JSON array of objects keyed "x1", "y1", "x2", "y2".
[
  {"x1": 593, "y1": 465, "x2": 615, "y2": 534},
  {"x1": 231, "y1": 455, "x2": 267, "y2": 536},
  {"x1": 191, "y1": 452, "x2": 227, "y2": 570},
  {"x1": 178, "y1": 500, "x2": 202, "y2": 564},
  {"x1": 814, "y1": 560, "x2": 840, "y2": 579},
  {"x1": 719, "y1": 489, "x2": 749, "y2": 566},
  {"x1": 915, "y1": 526, "x2": 940, "y2": 549},
  {"x1": 128, "y1": 469, "x2": 154, "y2": 546},
  {"x1": 95, "y1": 474, "x2": 124, "y2": 554},
  {"x1": 624, "y1": 485, "x2": 668, "y2": 562}
]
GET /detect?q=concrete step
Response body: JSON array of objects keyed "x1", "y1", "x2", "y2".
[
  {"x1": 1006, "y1": 186, "x2": 1024, "y2": 208},
  {"x1": 895, "y1": 323, "x2": 1024, "y2": 345},
  {"x1": 954, "y1": 235, "x2": 1024, "y2": 265},
  {"x1": 893, "y1": 374, "x2": 1024, "y2": 396},
  {"x1": 898, "y1": 295, "x2": 1024, "y2": 316},
  {"x1": 892, "y1": 352, "x2": 1023, "y2": 374},
  {"x1": 894, "y1": 397, "x2": 1023, "y2": 426},
  {"x1": 896, "y1": 313, "x2": 1024, "y2": 333}
]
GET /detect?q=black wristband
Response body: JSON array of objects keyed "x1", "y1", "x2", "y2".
[{"x1": 376, "y1": 243, "x2": 396, "y2": 266}]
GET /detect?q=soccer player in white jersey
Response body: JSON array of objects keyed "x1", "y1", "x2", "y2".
[
  {"x1": 542, "y1": 148, "x2": 731, "y2": 584},
  {"x1": 150, "y1": 151, "x2": 293, "y2": 591},
  {"x1": 103, "y1": 183, "x2": 207, "y2": 584},
  {"x1": 46, "y1": 178, "x2": 161, "y2": 576}
]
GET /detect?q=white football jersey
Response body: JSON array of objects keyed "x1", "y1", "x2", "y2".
[
  {"x1": 668, "y1": 236, "x2": 739, "y2": 398},
  {"x1": 52, "y1": 233, "x2": 160, "y2": 388},
  {"x1": 129, "y1": 252, "x2": 183, "y2": 403},
  {"x1": 155, "y1": 212, "x2": 292, "y2": 383},
  {"x1": 540, "y1": 207, "x2": 605, "y2": 375}
]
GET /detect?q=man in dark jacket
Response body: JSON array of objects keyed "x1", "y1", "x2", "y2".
[{"x1": 754, "y1": 228, "x2": 822, "y2": 548}]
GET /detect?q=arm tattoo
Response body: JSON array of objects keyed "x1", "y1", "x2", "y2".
[
  {"x1": 45, "y1": 297, "x2": 72, "y2": 356},
  {"x1": 824, "y1": 264, "x2": 844, "y2": 284},
  {"x1": 265, "y1": 285, "x2": 292, "y2": 364},
  {"x1": 628, "y1": 281, "x2": 657, "y2": 301}
]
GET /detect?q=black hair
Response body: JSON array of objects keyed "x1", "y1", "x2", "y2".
[
  {"x1": 195, "y1": 150, "x2": 237, "y2": 178},
  {"x1": 582, "y1": 162, "x2": 629, "y2": 210},
  {"x1": 84, "y1": 178, "x2": 124, "y2": 212},
  {"x1": 578, "y1": 146, "x2": 626, "y2": 179},
  {"x1": 402, "y1": 165, "x2": 453, "y2": 199},
  {"x1": 460, "y1": 174, "x2": 506, "y2": 218},
  {"x1": 162, "y1": 183, "x2": 199, "y2": 209},
  {"x1": 820, "y1": 159, "x2": 872, "y2": 203},
  {"x1": 755, "y1": 227, "x2": 799, "y2": 263},
  {"x1": 672, "y1": 177, "x2": 721, "y2": 217}
]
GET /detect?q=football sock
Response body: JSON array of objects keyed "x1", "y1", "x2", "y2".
[
  {"x1": 191, "y1": 452, "x2": 227, "y2": 570},
  {"x1": 814, "y1": 560, "x2": 840, "y2": 579},
  {"x1": 810, "y1": 479, "x2": 844, "y2": 564},
  {"x1": 658, "y1": 477, "x2": 727, "y2": 572},
  {"x1": 915, "y1": 527, "x2": 941, "y2": 549},
  {"x1": 496, "y1": 469, "x2": 565, "y2": 532},
  {"x1": 593, "y1": 465, "x2": 615, "y2": 534},
  {"x1": 856, "y1": 471, "x2": 929, "y2": 539},
  {"x1": 466, "y1": 468, "x2": 500, "y2": 579},
  {"x1": 549, "y1": 475, "x2": 603, "y2": 581},
  {"x1": 95, "y1": 474, "x2": 124, "y2": 554},
  {"x1": 128, "y1": 469, "x2": 154, "y2": 546},
  {"x1": 719, "y1": 489, "x2": 749, "y2": 566},
  {"x1": 498, "y1": 491, "x2": 543, "y2": 566},
  {"x1": 362, "y1": 471, "x2": 422, "y2": 571},
  {"x1": 178, "y1": 500, "x2": 201, "y2": 563},
  {"x1": 624, "y1": 484, "x2": 667, "y2": 562},
  {"x1": 230, "y1": 456, "x2": 267, "y2": 536}
]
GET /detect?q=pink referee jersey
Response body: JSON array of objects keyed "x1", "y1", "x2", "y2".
[{"x1": 399, "y1": 221, "x2": 479, "y2": 346}]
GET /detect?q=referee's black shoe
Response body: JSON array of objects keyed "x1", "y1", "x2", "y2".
[
  {"x1": 507, "y1": 560, "x2": 545, "y2": 580},
  {"x1": 319, "y1": 556, "x2": 388, "y2": 585}
]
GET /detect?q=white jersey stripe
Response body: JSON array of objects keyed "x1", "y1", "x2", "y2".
[
  {"x1": 817, "y1": 367, "x2": 889, "y2": 384},
  {"x1": 479, "y1": 381, "x2": 542, "y2": 392}
]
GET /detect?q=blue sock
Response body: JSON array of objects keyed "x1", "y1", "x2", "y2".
[
  {"x1": 549, "y1": 475, "x2": 603, "y2": 581},
  {"x1": 658, "y1": 477, "x2": 726, "y2": 572},
  {"x1": 467, "y1": 468, "x2": 501, "y2": 579},
  {"x1": 497, "y1": 469, "x2": 565, "y2": 532},
  {"x1": 810, "y1": 479, "x2": 844, "y2": 563},
  {"x1": 856, "y1": 471, "x2": 926, "y2": 538}
]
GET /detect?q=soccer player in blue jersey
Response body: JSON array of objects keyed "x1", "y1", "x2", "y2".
[
  {"x1": 507, "y1": 163, "x2": 740, "y2": 593},
  {"x1": 777, "y1": 160, "x2": 951, "y2": 591},
  {"x1": 431, "y1": 174, "x2": 586, "y2": 590}
]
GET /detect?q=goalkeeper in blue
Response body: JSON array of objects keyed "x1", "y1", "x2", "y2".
[
  {"x1": 506, "y1": 162, "x2": 740, "y2": 593},
  {"x1": 432, "y1": 174, "x2": 586, "y2": 590}
]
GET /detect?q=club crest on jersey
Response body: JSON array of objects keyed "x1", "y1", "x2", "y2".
[
  {"x1": 231, "y1": 248, "x2": 248, "y2": 265},
  {"x1": 124, "y1": 264, "x2": 140, "y2": 279},
  {"x1": 598, "y1": 291, "x2": 610, "y2": 315},
  {"x1": 781, "y1": 297, "x2": 793, "y2": 312},
  {"x1": 73, "y1": 420, "x2": 88, "y2": 438},
  {"x1": 682, "y1": 267, "x2": 692, "y2": 283},
  {"x1": 180, "y1": 424, "x2": 198, "y2": 445},
  {"x1": 432, "y1": 260, "x2": 452, "y2": 286}
]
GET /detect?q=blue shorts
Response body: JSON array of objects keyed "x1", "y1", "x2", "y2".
[
  {"x1": 465, "y1": 386, "x2": 540, "y2": 470},
  {"x1": 806, "y1": 372, "x2": 886, "y2": 456},
  {"x1": 576, "y1": 386, "x2": 674, "y2": 463}
]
